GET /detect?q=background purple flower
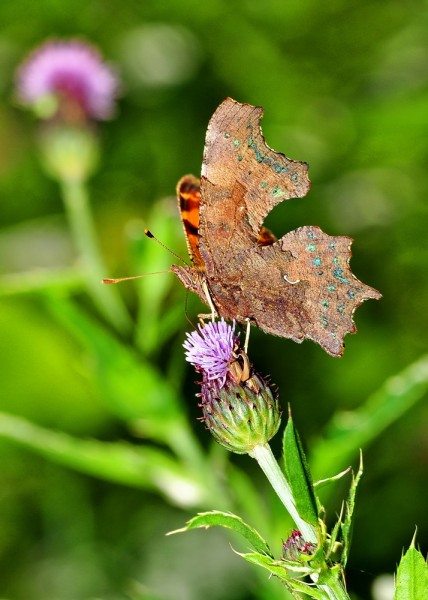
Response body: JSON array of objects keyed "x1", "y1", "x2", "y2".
[
  {"x1": 183, "y1": 319, "x2": 238, "y2": 387},
  {"x1": 16, "y1": 39, "x2": 119, "y2": 120}
]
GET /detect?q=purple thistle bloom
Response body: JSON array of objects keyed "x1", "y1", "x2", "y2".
[
  {"x1": 183, "y1": 319, "x2": 238, "y2": 387},
  {"x1": 16, "y1": 39, "x2": 119, "y2": 121}
]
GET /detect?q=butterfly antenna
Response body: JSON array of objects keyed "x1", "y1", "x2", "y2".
[
  {"x1": 144, "y1": 229, "x2": 188, "y2": 266},
  {"x1": 102, "y1": 271, "x2": 169, "y2": 284}
]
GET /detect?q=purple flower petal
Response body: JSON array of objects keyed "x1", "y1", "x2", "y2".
[
  {"x1": 16, "y1": 39, "x2": 119, "y2": 120},
  {"x1": 183, "y1": 319, "x2": 238, "y2": 387}
]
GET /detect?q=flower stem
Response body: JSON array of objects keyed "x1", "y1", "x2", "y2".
[
  {"x1": 319, "y1": 577, "x2": 350, "y2": 600},
  {"x1": 60, "y1": 178, "x2": 132, "y2": 335},
  {"x1": 249, "y1": 443, "x2": 317, "y2": 544},
  {"x1": 250, "y1": 444, "x2": 352, "y2": 600}
]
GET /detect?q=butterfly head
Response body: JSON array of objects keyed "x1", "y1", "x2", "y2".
[{"x1": 171, "y1": 264, "x2": 206, "y2": 301}]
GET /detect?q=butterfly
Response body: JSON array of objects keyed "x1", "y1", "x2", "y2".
[{"x1": 172, "y1": 98, "x2": 381, "y2": 356}]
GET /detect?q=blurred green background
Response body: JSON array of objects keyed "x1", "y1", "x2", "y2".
[{"x1": 0, "y1": 1, "x2": 427, "y2": 599}]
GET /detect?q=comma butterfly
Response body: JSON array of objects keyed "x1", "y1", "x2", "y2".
[{"x1": 172, "y1": 98, "x2": 381, "y2": 356}]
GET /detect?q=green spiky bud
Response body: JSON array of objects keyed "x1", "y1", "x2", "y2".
[{"x1": 200, "y1": 369, "x2": 280, "y2": 454}]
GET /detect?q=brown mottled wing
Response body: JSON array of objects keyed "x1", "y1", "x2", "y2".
[
  {"x1": 206, "y1": 225, "x2": 381, "y2": 356},
  {"x1": 242, "y1": 226, "x2": 381, "y2": 356},
  {"x1": 199, "y1": 98, "x2": 310, "y2": 274}
]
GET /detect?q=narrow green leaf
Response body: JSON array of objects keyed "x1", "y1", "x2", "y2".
[
  {"x1": 168, "y1": 510, "x2": 272, "y2": 556},
  {"x1": 311, "y1": 355, "x2": 428, "y2": 485},
  {"x1": 326, "y1": 511, "x2": 343, "y2": 562},
  {"x1": 239, "y1": 552, "x2": 328, "y2": 600},
  {"x1": 340, "y1": 452, "x2": 363, "y2": 567},
  {"x1": 395, "y1": 541, "x2": 428, "y2": 600},
  {"x1": 44, "y1": 296, "x2": 184, "y2": 437},
  {"x1": 0, "y1": 267, "x2": 83, "y2": 297},
  {"x1": 283, "y1": 416, "x2": 318, "y2": 527},
  {"x1": 0, "y1": 412, "x2": 204, "y2": 507},
  {"x1": 314, "y1": 467, "x2": 351, "y2": 489}
]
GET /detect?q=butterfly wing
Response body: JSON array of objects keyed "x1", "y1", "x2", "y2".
[
  {"x1": 174, "y1": 98, "x2": 381, "y2": 356},
  {"x1": 194, "y1": 98, "x2": 380, "y2": 356},
  {"x1": 198, "y1": 98, "x2": 310, "y2": 274},
  {"x1": 230, "y1": 226, "x2": 381, "y2": 356}
]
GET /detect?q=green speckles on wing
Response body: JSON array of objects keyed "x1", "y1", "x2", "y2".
[
  {"x1": 347, "y1": 290, "x2": 355, "y2": 299},
  {"x1": 260, "y1": 182, "x2": 268, "y2": 189},
  {"x1": 312, "y1": 257, "x2": 322, "y2": 267},
  {"x1": 327, "y1": 284, "x2": 336, "y2": 292},
  {"x1": 233, "y1": 138, "x2": 240, "y2": 147},
  {"x1": 273, "y1": 162, "x2": 289, "y2": 173},
  {"x1": 224, "y1": 132, "x2": 231, "y2": 138},
  {"x1": 337, "y1": 304, "x2": 345, "y2": 314},
  {"x1": 307, "y1": 230, "x2": 315, "y2": 239},
  {"x1": 321, "y1": 300, "x2": 329, "y2": 308},
  {"x1": 333, "y1": 269, "x2": 350, "y2": 284},
  {"x1": 271, "y1": 185, "x2": 285, "y2": 198},
  {"x1": 306, "y1": 243, "x2": 317, "y2": 252}
]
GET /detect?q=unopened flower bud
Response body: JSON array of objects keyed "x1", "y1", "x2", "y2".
[
  {"x1": 38, "y1": 124, "x2": 99, "y2": 183},
  {"x1": 200, "y1": 367, "x2": 280, "y2": 454},
  {"x1": 282, "y1": 529, "x2": 316, "y2": 562}
]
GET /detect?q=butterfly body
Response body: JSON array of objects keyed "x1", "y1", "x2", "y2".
[{"x1": 173, "y1": 98, "x2": 381, "y2": 356}]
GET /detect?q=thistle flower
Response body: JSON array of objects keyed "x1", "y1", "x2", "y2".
[
  {"x1": 16, "y1": 39, "x2": 119, "y2": 122},
  {"x1": 183, "y1": 319, "x2": 238, "y2": 387},
  {"x1": 184, "y1": 319, "x2": 280, "y2": 454}
]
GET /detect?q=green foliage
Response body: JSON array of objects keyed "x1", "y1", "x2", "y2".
[
  {"x1": 237, "y1": 553, "x2": 329, "y2": 600},
  {"x1": 169, "y1": 510, "x2": 273, "y2": 557},
  {"x1": 283, "y1": 415, "x2": 318, "y2": 528},
  {"x1": 0, "y1": 412, "x2": 204, "y2": 506},
  {"x1": 339, "y1": 453, "x2": 363, "y2": 569},
  {"x1": 394, "y1": 538, "x2": 428, "y2": 600}
]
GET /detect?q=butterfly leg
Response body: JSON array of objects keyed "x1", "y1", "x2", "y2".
[
  {"x1": 201, "y1": 280, "x2": 218, "y2": 322},
  {"x1": 243, "y1": 318, "x2": 251, "y2": 354}
]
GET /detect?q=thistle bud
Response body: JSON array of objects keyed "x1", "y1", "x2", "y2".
[
  {"x1": 184, "y1": 319, "x2": 281, "y2": 454},
  {"x1": 282, "y1": 530, "x2": 316, "y2": 561}
]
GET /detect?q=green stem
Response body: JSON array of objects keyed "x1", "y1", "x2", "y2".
[
  {"x1": 60, "y1": 178, "x2": 132, "y2": 335},
  {"x1": 250, "y1": 444, "x2": 351, "y2": 600},
  {"x1": 250, "y1": 443, "x2": 317, "y2": 543},
  {"x1": 319, "y1": 577, "x2": 350, "y2": 600}
]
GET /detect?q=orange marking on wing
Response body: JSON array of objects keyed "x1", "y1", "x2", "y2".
[
  {"x1": 257, "y1": 226, "x2": 277, "y2": 246},
  {"x1": 177, "y1": 175, "x2": 205, "y2": 270}
]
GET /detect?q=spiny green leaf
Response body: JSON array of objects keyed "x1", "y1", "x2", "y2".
[
  {"x1": 340, "y1": 451, "x2": 363, "y2": 567},
  {"x1": 314, "y1": 467, "x2": 352, "y2": 490},
  {"x1": 283, "y1": 416, "x2": 318, "y2": 527},
  {"x1": 168, "y1": 510, "x2": 272, "y2": 556},
  {"x1": 238, "y1": 552, "x2": 328, "y2": 600},
  {"x1": 395, "y1": 538, "x2": 428, "y2": 600}
]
